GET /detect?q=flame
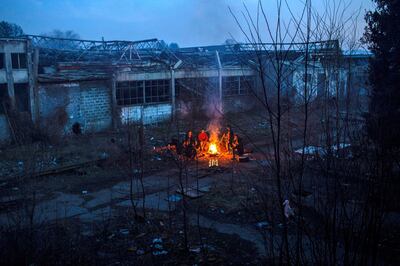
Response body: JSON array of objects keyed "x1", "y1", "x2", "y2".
[{"x1": 208, "y1": 143, "x2": 218, "y2": 154}]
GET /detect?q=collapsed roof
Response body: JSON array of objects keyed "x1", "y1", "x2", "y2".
[{"x1": 19, "y1": 35, "x2": 343, "y2": 82}]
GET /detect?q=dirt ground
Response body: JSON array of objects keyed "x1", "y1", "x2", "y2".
[
  {"x1": 0, "y1": 109, "x2": 399, "y2": 265},
  {"x1": 0, "y1": 110, "x2": 273, "y2": 264}
]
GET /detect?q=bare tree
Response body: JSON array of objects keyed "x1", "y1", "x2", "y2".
[{"x1": 227, "y1": 0, "x2": 380, "y2": 264}]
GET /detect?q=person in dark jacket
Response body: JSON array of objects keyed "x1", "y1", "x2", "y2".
[
  {"x1": 232, "y1": 134, "x2": 244, "y2": 158},
  {"x1": 183, "y1": 130, "x2": 197, "y2": 159}
]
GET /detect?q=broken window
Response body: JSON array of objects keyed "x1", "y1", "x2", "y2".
[
  {"x1": 0, "y1": 53, "x2": 4, "y2": 69},
  {"x1": 11, "y1": 53, "x2": 27, "y2": 69},
  {"x1": 116, "y1": 79, "x2": 170, "y2": 106},
  {"x1": 14, "y1": 83, "x2": 29, "y2": 112},
  {"x1": 0, "y1": 83, "x2": 7, "y2": 114},
  {"x1": 116, "y1": 81, "x2": 144, "y2": 105},
  {"x1": 145, "y1": 79, "x2": 170, "y2": 103},
  {"x1": 223, "y1": 76, "x2": 254, "y2": 96},
  {"x1": 176, "y1": 77, "x2": 218, "y2": 97},
  {"x1": 222, "y1": 76, "x2": 239, "y2": 96},
  {"x1": 239, "y1": 76, "x2": 255, "y2": 95}
]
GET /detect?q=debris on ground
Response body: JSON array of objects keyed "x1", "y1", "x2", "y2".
[
  {"x1": 136, "y1": 249, "x2": 145, "y2": 255},
  {"x1": 198, "y1": 185, "x2": 211, "y2": 193},
  {"x1": 190, "y1": 247, "x2": 201, "y2": 253},
  {"x1": 152, "y1": 155, "x2": 162, "y2": 161},
  {"x1": 166, "y1": 194, "x2": 182, "y2": 202},
  {"x1": 151, "y1": 237, "x2": 168, "y2": 256},
  {"x1": 256, "y1": 221, "x2": 271, "y2": 229},
  {"x1": 119, "y1": 228, "x2": 129, "y2": 235},
  {"x1": 177, "y1": 187, "x2": 205, "y2": 198}
]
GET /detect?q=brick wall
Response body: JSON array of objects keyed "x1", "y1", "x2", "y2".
[
  {"x1": 38, "y1": 80, "x2": 112, "y2": 134},
  {"x1": 80, "y1": 82, "x2": 112, "y2": 132}
]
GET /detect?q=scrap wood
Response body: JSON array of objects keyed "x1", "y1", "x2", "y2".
[
  {"x1": 31, "y1": 158, "x2": 105, "y2": 178},
  {"x1": 4, "y1": 158, "x2": 106, "y2": 182}
]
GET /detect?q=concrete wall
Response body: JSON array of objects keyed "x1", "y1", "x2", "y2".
[
  {"x1": 0, "y1": 39, "x2": 25, "y2": 53},
  {"x1": 0, "y1": 69, "x2": 29, "y2": 84},
  {"x1": 120, "y1": 103, "x2": 172, "y2": 125},
  {"x1": 38, "y1": 80, "x2": 112, "y2": 134},
  {"x1": 117, "y1": 68, "x2": 254, "y2": 81},
  {"x1": 38, "y1": 77, "x2": 173, "y2": 135}
]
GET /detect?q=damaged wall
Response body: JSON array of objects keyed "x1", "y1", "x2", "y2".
[
  {"x1": 38, "y1": 80, "x2": 112, "y2": 135},
  {"x1": 0, "y1": 38, "x2": 35, "y2": 144}
]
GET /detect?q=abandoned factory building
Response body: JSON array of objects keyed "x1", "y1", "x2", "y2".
[{"x1": 0, "y1": 36, "x2": 370, "y2": 144}]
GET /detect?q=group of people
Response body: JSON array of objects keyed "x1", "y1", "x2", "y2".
[{"x1": 181, "y1": 125, "x2": 244, "y2": 159}]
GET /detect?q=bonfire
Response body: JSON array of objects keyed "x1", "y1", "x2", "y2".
[{"x1": 208, "y1": 142, "x2": 219, "y2": 167}]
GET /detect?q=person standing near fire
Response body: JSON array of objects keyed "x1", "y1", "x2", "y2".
[
  {"x1": 221, "y1": 125, "x2": 234, "y2": 153},
  {"x1": 197, "y1": 129, "x2": 209, "y2": 153},
  {"x1": 183, "y1": 130, "x2": 197, "y2": 159},
  {"x1": 232, "y1": 134, "x2": 244, "y2": 159}
]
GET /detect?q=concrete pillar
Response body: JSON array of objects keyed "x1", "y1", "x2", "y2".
[
  {"x1": 216, "y1": 51, "x2": 222, "y2": 101},
  {"x1": 33, "y1": 48, "x2": 39, "y2": 122},
  {"x1": 111, "y1": 75, "x2": 117, "y2": 129},
  {"x1": 170, "y1": 68, "x2": 176, "y2": 119},
  {"x1": 4, "y1": 51, "x2": 15, "y2": 108},
  {"x1": 218, "y1": 70, "x2": 222, "y2": 101},
  {"x1": 26, "y1": 40, "x2": 36, "y2": 122}
]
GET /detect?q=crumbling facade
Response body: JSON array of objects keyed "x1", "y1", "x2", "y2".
[
  {"x1": 0, "y1": 36, "x2": 370, "y2": 144},
  {"x1": 0, "y1": 38, "x2": 37, "y2": 141}
]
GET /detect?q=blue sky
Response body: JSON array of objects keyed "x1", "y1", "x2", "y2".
[{"x1": 0, "y1": 0, "x2": 374, "y2": 47}]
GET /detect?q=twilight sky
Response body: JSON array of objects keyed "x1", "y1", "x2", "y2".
[{"x1": 0, "y1": 0, "x2": 374, "y2": 47}]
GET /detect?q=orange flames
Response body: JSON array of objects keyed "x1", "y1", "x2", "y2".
[
  {"x1": 206, "y1": 126, "x2": 221, "y2": 167},
  {"x1": 208, "y1": 143, "x2": 218, "y2": 155},
  {"x1": 208, "y1": 142, "x2": 219, "y2": 167},
  {"x1": 207, "y1": 121, "x2": 220, "y2": 155}
]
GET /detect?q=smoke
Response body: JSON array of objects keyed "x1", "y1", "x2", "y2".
[
  {"x1": 203, "y1": 78, "x2": 223, "y2": 142},
  {"x1": 178, "y1": 101, "x2": 192, "y2": 117},
  {"x1": 186, "y1": 0, "x2": 240, "y2": 45}
]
